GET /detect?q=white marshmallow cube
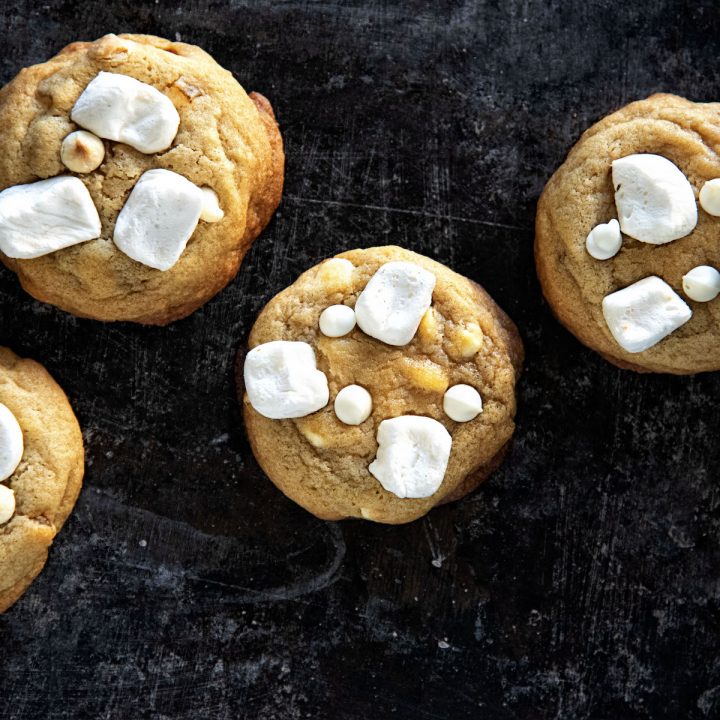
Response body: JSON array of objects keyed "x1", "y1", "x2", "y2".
[
  {"x1": 355, "y1": 261, "x2": 436, "y2": 346},
  {"x1": 71, "y1": 72, "x2": 180, "y2": 154},
  {"x1": 443, "y1": 384, "x2": 483, "y2": 422},
  {"x1": 199, "y1": 187, "x2": 224, "y2": 223},
  {"x1": 0, "y1": 403, "x2": 23, "y2": 482},
  {"x1": 602, "y1": 276, "x2": 692, "y2": 353},
  {"x1": 319, "y1": 305, "x2": 356, "y2": 337},
  {"x1": 611, "y1": 154, "x2": 697, "y2": 244},
  {"x1": 244, "y1": 341, "x2": 329, "y2": 419},
  {"x1": 0, "y1": 176, "x2": 101, "y2": 259},
  {"x1": 0, "y1": 485, "x2": 15, "y2": 525},
  {"x1": 113, "y1": 169, "x2": 204, "y2": 271},
  {"x1": 586, "y1": 219, "x2": 622, "y2": 260},
  {"x1": 682, "y1": 265, "x2": 720, "y2": 302},
  {"x1": 699, "y1": 178, "x2": 720, "y2": 216},
  {"x1": 369, "y1": 415, "x2": 452, "y2": 499},
  {"x1": 334, "y1": 385, "x2": 372, "y2": 425}
]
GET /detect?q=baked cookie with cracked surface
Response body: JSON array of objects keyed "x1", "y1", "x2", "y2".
[
  {"x1": 0, "y1": 347, "x2": 84, "y2": 613},
  {"x1": 237, "y1": 246, "x2": 523, "y2": 524},
  {"x1": 0, "y1": 33, "x2": 283, "y2": 324},
  {"x1": 536, "y1": 93, "x2": 720, "y2": 373}
]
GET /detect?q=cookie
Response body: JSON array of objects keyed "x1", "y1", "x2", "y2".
[
  {"x1": 536, "y1": 93, "x2": 720, "y2": 374},
  {"x1": 0, "y1": 347, "x2": 84, "y2": 613},
  {"x1": 237, "y1": 246, "x2": 523, "y2": 524},
  {"x1": 0, "y1": 33, "x2": 283, "y2": 325}
]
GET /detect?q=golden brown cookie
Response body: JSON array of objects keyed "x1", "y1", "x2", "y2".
[
  {"x1": 536, "y1": 93, "x2": 720, "y2": 374},
  {"x1": 237, "y1": 246, "x2": 523, "y2": 524},
  {"x1": 0, "y1": 33, "x2": 284, "y2": 325},
  {"x1": 0, "y1": 347, "x2": 84, "y2": 613}
]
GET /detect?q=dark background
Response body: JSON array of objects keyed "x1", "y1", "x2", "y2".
[{"x1": 1, "y1": 1, "x2": 719, "y2": 718}]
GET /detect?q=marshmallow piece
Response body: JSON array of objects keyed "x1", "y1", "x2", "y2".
[
  {"x1": 355, "y1": 262, "x2": 436, "y2": 346},
  {"x1": 113, "y1": 169, "x2": 204, "y2": 271},
  {"x1": 369, "y1": 416, "x2": 452, "y2": 499},
  {"x1": 586, "y1": 219, "x2": 622, "y2": 260},
  {"x1": 61, "y1": 130, "x2": 105, "y2": 173},
  {"x1": 0, "y1": 177, "x2": 101, "y2": 259},
  {"x1": 0, "y1": 485, "x2": 15, "y2": 525},
  {"x1": 699, "y1": 178, "x2": 720, "y2": 216},
  {"x1": 443, "y1": 384, "x2": 483, "y2": 422},
  {"x1": 200, "y1": 187, "x2": 224, "y2": 223},
  {"x1": 244, "y1": 341, "x2": 329, "y2": 419},
  {"x1": 71, "y1": 72, "x2": 180, "y2": 154},
  {"x1": 319, "y1": 305, "x2": 356, "y2": 337},
  {"x1": 682, "y1": 265, "x2": 720, "y2": 302},
  {"x1": 611, "y1": 154, "x2": 697, "y2": 244},
  {"x1": 334, "y1": 385, "x2": 372, "y2": 425},
  {"x1": 602, "y1": 276, "x2": 692, "y2": 353},
  {"x1": 0, "y1": 403, "x2": 23, "y2": 482}
]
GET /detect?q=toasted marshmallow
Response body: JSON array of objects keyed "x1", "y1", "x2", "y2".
[
  {"x1": 355, "y1": 262, "x2": 436, "y2": 346},
  {"x1": 71, "y1": 72, "x2": 180, "y2": 154},
  {"x1": 369, "y1": 415, "x2": 452, "y2": 499},
  {"x1": 602, "y1": 276, "x2": 692, "y2": 353},
  {"x1": 699, "y1": 179, "x2": 720, "y2": 216},
  {"x1": 244, "y1": 341, "x2": 329, "y2": 419},
  {"x1": 443, "y1": 384, "x2": 483, "y2": 422},
  {"x1": 682, "y1": 265, "x2": 720, "y2": 302},
  {"x1": 611, "y1": 154, "x2": 697, "y2": 244},
  {"x1": 61, "y1": 130, "x2": 105, "y2": 173},
  {"x1": 334, "y1": 385, "x2": 372, "y2": 425},
  {"x1": 586, "y1": 219, "x2": 622, "y2": 260},
  {"x1": 319, "y1": 305, "x2": 356, "y2": 337},
  {"x1": 0, "y1": 485, "x2": 15, "y2": 525},
  {"x1": 199, "y1": 187, "x2": 224, "y2": 223},
  {"x1": 0, "y1": 176, "x2": 101, "y2": 259},
  {"x1": 0, "y1": 403, "x2": 23, "y2": 482},
  {"x1": 113, "y1": 169, "x2": 204, "y2": 270}
]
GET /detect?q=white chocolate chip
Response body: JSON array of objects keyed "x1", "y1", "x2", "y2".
[
  {"x1": 682, "y1": 265, "x2": 720, "y2": 302},
  {"x1": 586, "y1": 219, "x2": 622, "y2": 260},
  {"x1": 0, "y1": 403, "x2": 23, "y2": 482},
  {"x1": 61, "y1": 130, "x2": 105, "y2": 173},
  {"x1": 369, "y1": 415, "x2": 452, "y2": 499},
  {"x1": 355, "y1": 261, "x2": 436, "y2": 346},
  {"x1": 244, "y1": 340, "x2": 329, "y2": 419},
  {"x1": 71, "y1": 72, "x2": 180, "y2": 154},
  {"x1": 319, "y1": 305, "x2": 356, "y2": 337},
  {"x1": 699, "y1": 178, "x2": 720, "y2": 216},
  {"x1": 611, "y1": 154, "x2": 697, "y2": 244},
  {"x1": 443, "y1": 384, "x2": 483, "y2": 422},
  {"x1": 602, "y1": 276, "x2": 692, "y2": 353},
  {"x1": 0, "y1": 485, "x2": 15, "y2": 525},
  {"x1": 113, "y1": 169, "x2": 204, "y2": 271},
  {"x1": 0, "y1": 176, "x2": 101, "y2": 259},
  {"x1": 199, "y1": 187, "x2": 224, "y2": 223},
  {"x1": 334, "y1": 385, "x2": 372, "y2": 425}
]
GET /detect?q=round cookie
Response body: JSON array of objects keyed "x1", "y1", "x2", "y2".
[
  {"x1": 536, "y1": 93, "x2": 720, "y2": 374},
  {"x1": 0, "y1": 347, "x2": 84, "y2": 612},
  {"x1": 0, "y1": 33, "x2": 284, "y2": 325},
  {"x1": 238, "y1": 246, "x2": 523, "y2": 525}
]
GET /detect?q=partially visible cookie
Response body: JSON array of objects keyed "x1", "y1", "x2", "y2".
[
  {"x1": 0, "y1": 347, "x2": 84, "y2": 613},
  {"x1": 536, "y1": 93, "x2": 720, "y2": 374},
  {"x1": 237, "y1": 246, "x2": 523, "y2": 525}
]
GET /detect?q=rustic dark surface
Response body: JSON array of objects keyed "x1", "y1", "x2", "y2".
[{"x1": 1, "y1": 1, "x2": 719, "y2": 718}]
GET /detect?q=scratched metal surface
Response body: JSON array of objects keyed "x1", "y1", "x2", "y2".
[{"x1": 0, "y1": 1, "x2": 719, "y2": 718}]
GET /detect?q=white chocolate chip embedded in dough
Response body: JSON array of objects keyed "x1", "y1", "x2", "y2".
[
  {"x1": 586, "y1": 219, "x2": 622, "y2": 260},
  {"x1": 199, "y1": 187, "x2": 224, "y2": 223},
  {"x1": 0, "y1": 485, "x2": 15, "y2": 525},
  {"x1": 699, "y1": 179, "x2": 720, "y2": 216},
  {"x1": 71, "y1": 72, "x2": 180, "y2": 154},
  {"x1": 443, "y1": 384, "x2": 483, "y2": 422},
  {"x1": 355, "y1": 261, "x2": 436, "y2": 346},
  {"x1": 244, "y1": 340, "x2": 329, "y2": 419},
  {"x1": 611, "y1": 154, "x2": 697, "y2": 244},
  {"x1": 602, "y1": 276, "x2": 692, "y2": 353},
  {"x1": 0, "y1": 176, "x2": 101, "y2": 259},
  {"x1": 682, "y1": 265, "x2": 720, "y2": 302},
  {"x1": 334, "y1": 385, "x2": 372, "y2": 425},
  {"x1": 113, "y1": 169, "x2": 204, "y2": 271},
  {"x1": 0, "y1": 403, "x2": 23, "y2": 482},
  {"x1": 319, "y1": 305, "x2": 356, "y2": 337},
  {"x1": 318, "y1": 257, "x2": 355, "y2": 292},
  {"x1": 369, "y1": 415, "x2": 452, "y2": 499},
  {"x1": 61, "y1": 130, "x2": 105, "y2": 173}
]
